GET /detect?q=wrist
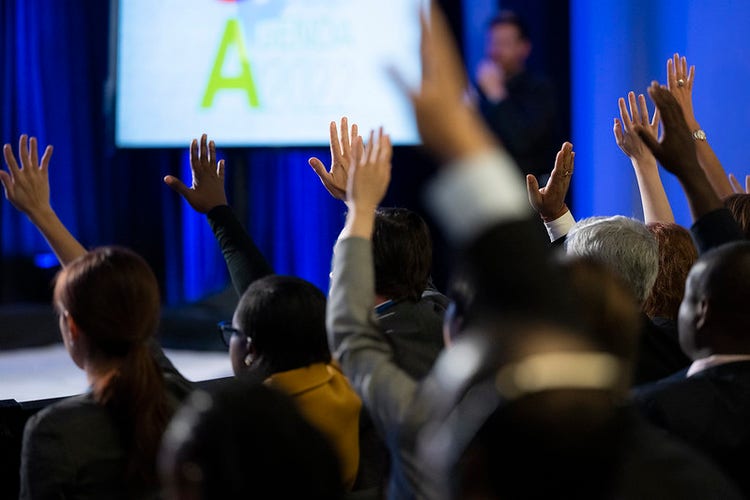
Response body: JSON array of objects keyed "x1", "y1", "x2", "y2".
[
  {"x1": 26, "y1": 205, "x2": 57, "y2": 225},
  {"x1": 541, "y1": 203, "x2": 569, "y2": 223},
  {"x1": 343, "y1": 205, "x2": 377, "y2": 239}
]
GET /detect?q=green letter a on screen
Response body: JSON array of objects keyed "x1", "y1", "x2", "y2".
[{"x1": 202, "y1": 18, "x2": 259, "y2": 108}]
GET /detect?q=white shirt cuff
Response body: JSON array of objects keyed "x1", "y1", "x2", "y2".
[{"x1": 543, "y1": 210, "x2": 576, "y2": 242}]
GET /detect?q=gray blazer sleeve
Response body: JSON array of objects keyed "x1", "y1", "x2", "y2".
[{"x1": 326, "y1": 237, "x2": 418, "y2": 438}]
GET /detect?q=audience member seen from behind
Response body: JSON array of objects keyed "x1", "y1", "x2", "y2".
[
  {"x1": 565, "y1": 215, "x2": 691, "y2": 384},
  {"x1": 225, "y1": 274, "x2": 362, "y2": 491},
  {"x1": 21, "y1": 247, "x2": 191, "y2": 499},
  {"x1": 164, "y1": 134, "x2": 367, "y2": 492},
  {"x1": 160, "y1": 379, "x2": 343, "y2": 500},
  {"x1": 310, "y1": 117, "x2": 448, "y2": 380},
  {"x1": 418, "y1": 257, "x2": 742, "y2": 499},
  {"x1": 474, "y1": 11, "x2": 559, "y2": 178},
  {"x1": 1, "y1": 136, "x2": 192, "y2": 499},
  {"x1": 634, "y1": 241, "x2": 750, "y2": 497}
]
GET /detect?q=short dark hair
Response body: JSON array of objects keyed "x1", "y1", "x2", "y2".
[
  {"x1": 488, "y1": 10, "x2": 531, "y2": 41},
  {"x1": 372, "y1": 207, "x2": 432, "y2": 302},
  {"x1": 234, "y1": 275, "x2": 330, "y2": 374},
  {"x1": 160, "y1": 379, "x2": 343, "y2": 499}
]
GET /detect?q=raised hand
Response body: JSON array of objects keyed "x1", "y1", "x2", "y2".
[
  {"x1": 666, "y1": 53, "x2": 697, "y2": 126},
  {"x1": 308, "y1": 117, "x2": 359, "y2": 200},
  {"x1": 164, "y1": 134, "x2": 227, "y2": 213},
  {"x1": 0, "y1": 135, "x2": 54, "y2": 219},
  {"x1": 346, "y1": 128, "x2": 392, "y2": 212},
  {"x1": 526, "y1": 142, "x2": 573, "y2": 221},
  {"x1": 614, "y1": 92, "x2": 660, "y2": 164},
  {"x1": 393, "y1": 5, "x2": 495, "y2": 161},
  {"x1": 638, "y1": 81, "x2": 722, "y2": 220},
  {"x1": 0, "y1": 135, "x2": 85, "y2": 265},
  {"x1": 637, "y1": 82, "x2": 701, "y2": 177}
]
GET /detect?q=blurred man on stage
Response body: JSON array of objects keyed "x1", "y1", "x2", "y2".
[{"x1": 475, "y1": 11, "x2": 560, "y2": 178}]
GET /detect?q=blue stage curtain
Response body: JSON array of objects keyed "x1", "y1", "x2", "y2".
[
  {"x1": 571, "y1": 0, "x2": 750, "y2": 225},
  {"x1": 1, "y1": 0, "x2": 342, "y2": 304}
]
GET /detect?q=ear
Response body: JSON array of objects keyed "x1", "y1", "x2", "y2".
[
  {"x1": 64, "y1": 313, "x2": 83, "y2": 343},
  {"x1": 695, "y1": 298, "x2": 710, "y2": 331}
]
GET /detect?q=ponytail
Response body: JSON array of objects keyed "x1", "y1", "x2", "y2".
[{"x1": 96, "y1": 342, "x2": 170, "y2": 487}]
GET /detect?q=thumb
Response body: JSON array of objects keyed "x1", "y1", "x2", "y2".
[
  {"x1": 308, "y1": 157, "x2": 328, "y2": 179},
  {"x1": 0, "y1": 170, "x2": 11, "y2": 198},
  {"x1": 526, "y1": 174, "x2": 542, "y2": 207},
  {"x1": 163, "y1": 175, "x2": 191, "y2": 198}
]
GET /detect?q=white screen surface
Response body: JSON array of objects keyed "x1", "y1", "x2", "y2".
[{"x1": 116, "y1": 0, "x2": 423, "y2": 147}]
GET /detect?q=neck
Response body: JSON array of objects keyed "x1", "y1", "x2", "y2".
[{"x1": 85, "y1": 358, "x2": 121, "y2": 393}]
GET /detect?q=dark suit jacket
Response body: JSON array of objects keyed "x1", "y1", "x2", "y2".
[{"x1": 633, "y1": 360, "x2": 750, "y2": 497}]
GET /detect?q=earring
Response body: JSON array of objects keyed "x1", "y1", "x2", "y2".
[{"x1": 244, "y1": 354, "x2": 253, "y2": 367}]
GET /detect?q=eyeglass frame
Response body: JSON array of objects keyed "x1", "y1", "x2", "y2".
[{"x1": 217, "y1": 320, "x2": 246, "y2": 348}]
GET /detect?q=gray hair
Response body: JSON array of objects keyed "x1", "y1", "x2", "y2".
[{"x1": 565, "y1": 216, "x2": 659, "y2": 303}]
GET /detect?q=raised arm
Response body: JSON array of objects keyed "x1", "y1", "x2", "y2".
[
  {"x1": 327, "y1": 129, "x2": 419, "y2": 437},
  {"x1": 526, "y1": 141, "x2": 576, "y2": 242},
  {"x1": 638, "y1": 82, "x2": 743, "y2": 252},
  {"x1": 308, "y1": 117, "x2": 359, "y2": 201},
  {"x1": 0, "y1": 135, "x2": 86, "y2": 266},
  {"x1": 163, "y1": 134, "x2": 272, "y2": 295},
  {"x1": 667, "y1": 53, "x2": 733, "y2": 198},
  {"x1": 614, "y1": 91, "x2": 674, "y2": 223},
  {"x1": 395, "y1": 7, "x2": 527, "y2": 244}
]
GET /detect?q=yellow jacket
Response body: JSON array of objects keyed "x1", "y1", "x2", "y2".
[{"x1": 266, "y1": 362, "x2": 362, "y2": 490}]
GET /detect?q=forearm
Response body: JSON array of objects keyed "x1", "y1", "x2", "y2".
[
  {"x1": 683, "y1": 117, "x2": 733, "y2": 198},
  {"x1": 206, "y1": 205, "x2": 273, "y2": 296},
  {"x1": 27, "y1": 208, "x2": 87, "y2": 266},
  {"x1": 676, "y1": 166, "x2": 724, "y2": 221},
  {"x1": 340, "y1": 205, "x2": 376, "y2": 241},
  {"x1": 632, "y1": 159, "x2": 675, "y2": 224},
  {"x1": 695, "y1": 140, "x2": 733, "y2": 199}
]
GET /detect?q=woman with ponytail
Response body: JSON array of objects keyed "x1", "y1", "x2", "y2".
[{"x1": 1, "y1": 136, "x2": 192, "y2": 498}]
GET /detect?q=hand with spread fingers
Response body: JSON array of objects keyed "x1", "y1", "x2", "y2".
[
  {"x1": 666, "y1": 53, "x2": 697, "y2": 126},
  {"x1": 309, "y1": 117, "x2": 359, "y2": 201},
  {"x1": 614, "y1": 91, "x2": 674, "y2": 223},
  {"x1": 163, "y1": 134, "x2": 227, "y2": 214},
  {"x1": 1, "y1": 135, "x2": 86, "y2": 265},
  {"x1": 614, "y1": 91, "x2": 660, "y2": 165},
  {"x1": 665, "y1": 53, "x2": 732, "y2": 198},
  {"x1": 638, "y1": 81, "x2": 722, "y2": 219},
  {"x1": 0, "y1": 135, "x2": 54, "y2": 219},
  {"x1": 526, "y1": 142, "x2": 573, "y2": 221}
]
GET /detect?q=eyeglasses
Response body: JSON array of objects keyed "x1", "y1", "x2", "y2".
[{"x1": 217, "y1": 320, "x2": 244, "y2": 348}]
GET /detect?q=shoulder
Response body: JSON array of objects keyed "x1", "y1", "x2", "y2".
[{"x1": 25, "y1": 394, "x2": 100, "y2": 435}]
